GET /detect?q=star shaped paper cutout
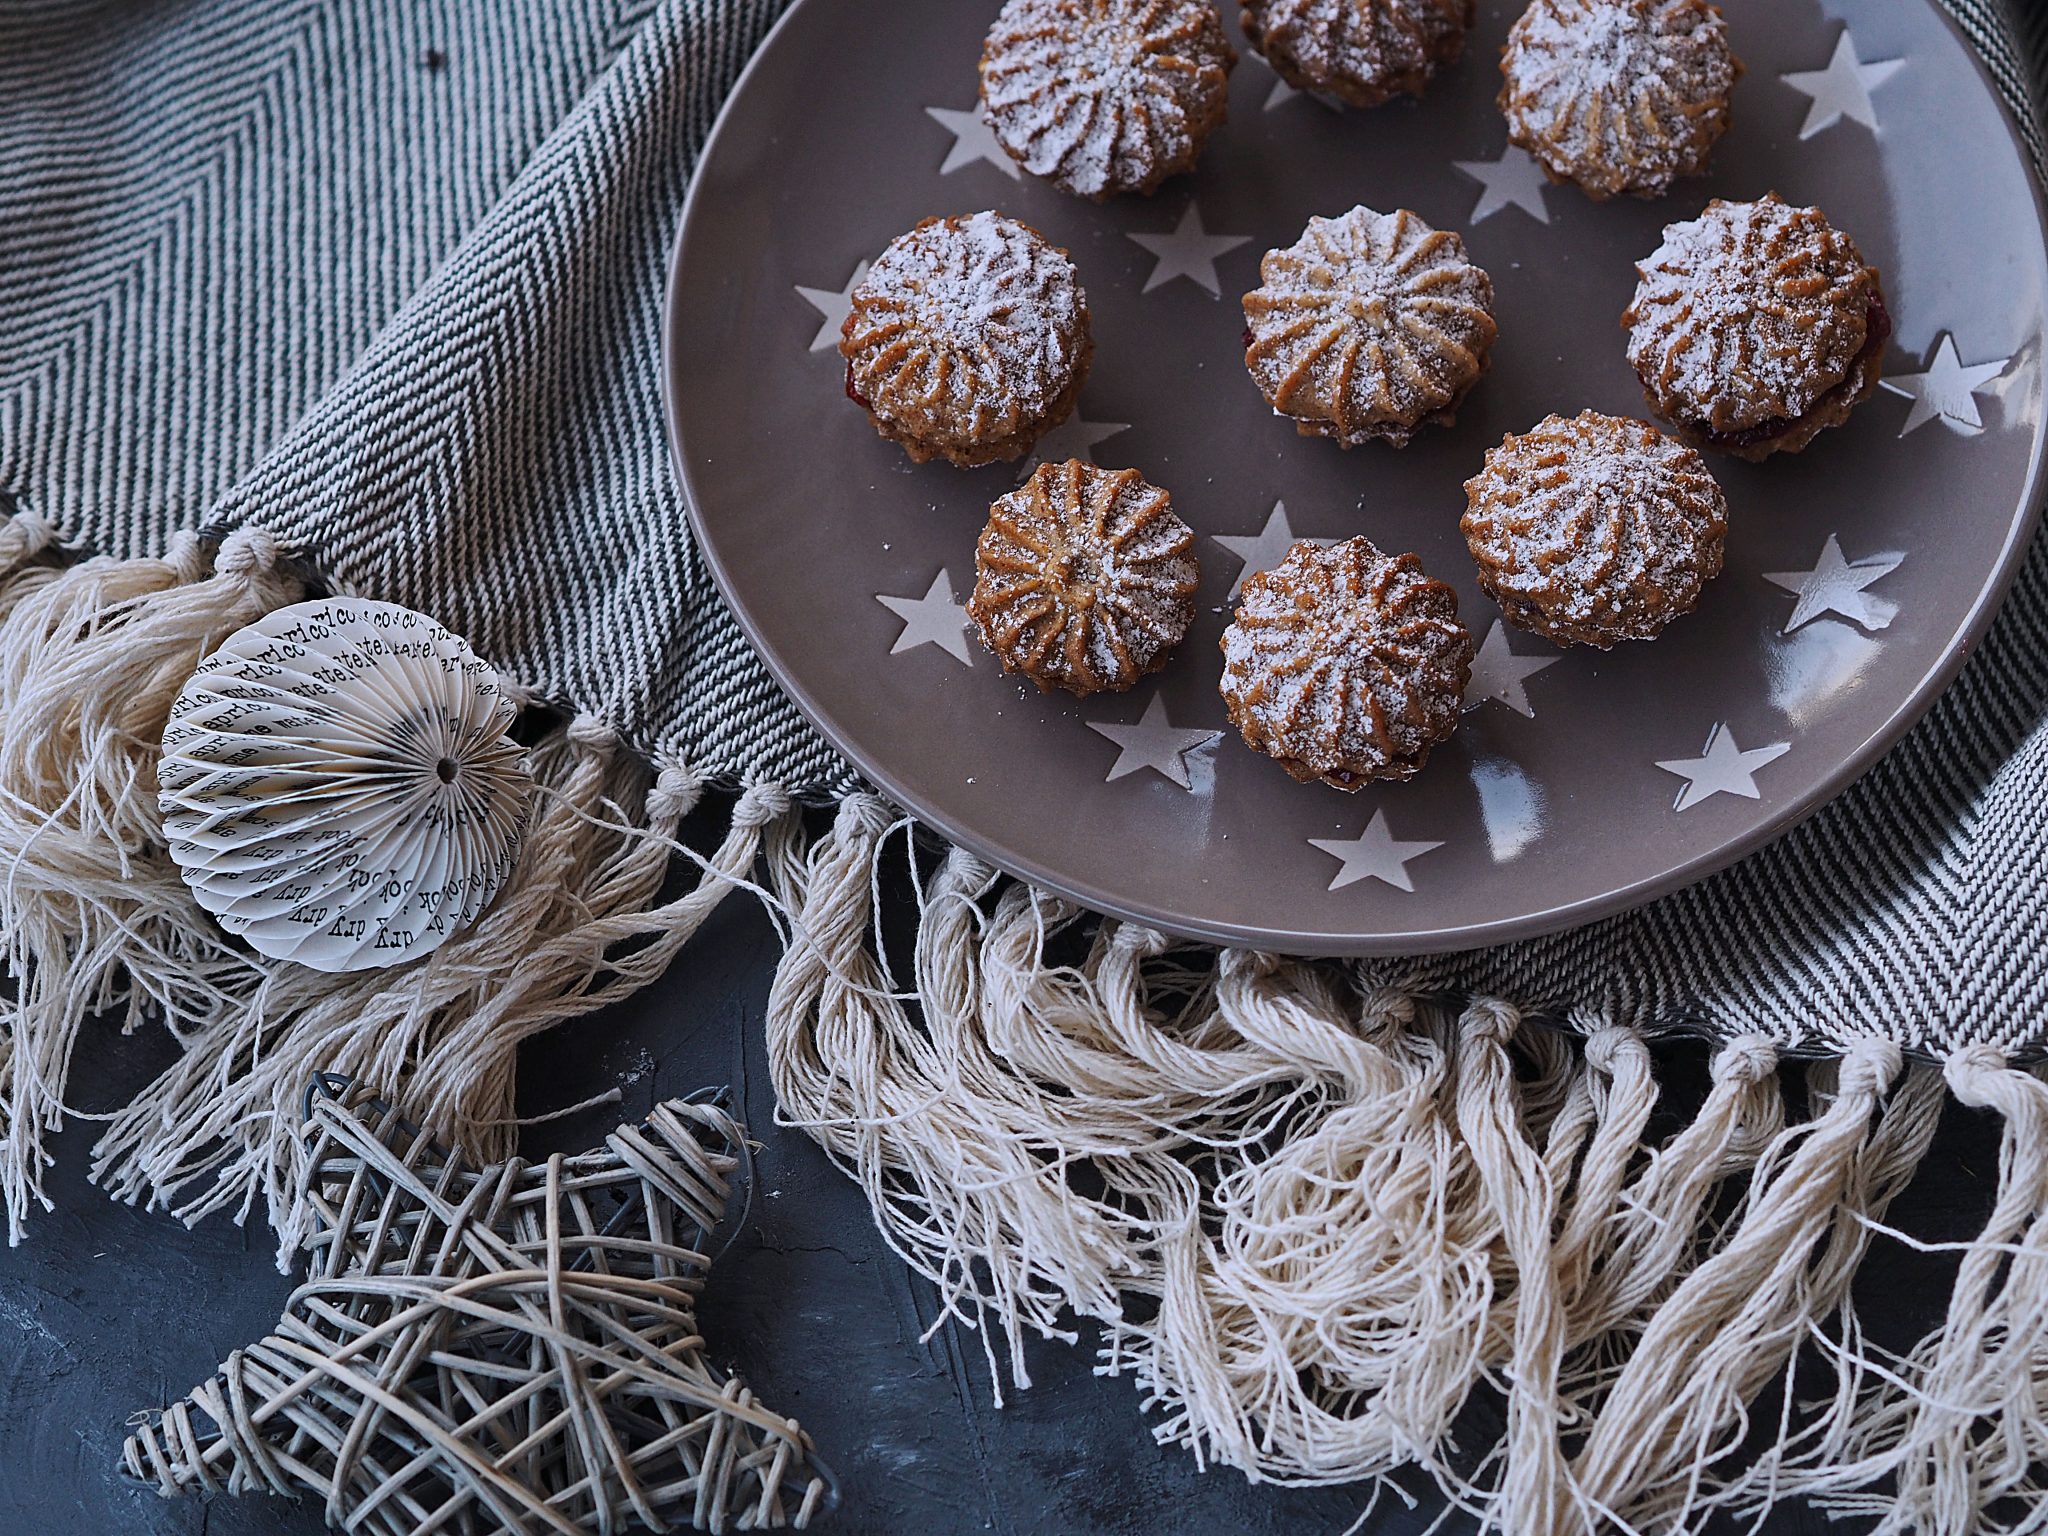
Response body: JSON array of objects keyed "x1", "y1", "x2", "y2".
[
  {"x1": 1128, "y1": 202, "x2": 1253, "y2": 297},
  {"x1": 1453, "y1": 147, "x2": 1552, "y2": 225},
  {"x1": 1880, "y1": 334, "x2": 2013, "y2": 436},
  {"x1": 1781, "y1": 30, "x2": 1903, "y2": 139},
  {"x1": 1655, "y1": 725, "x2": 1791, "y2": 812},
  {"x1": 1215, "y1": 501, "x2": 1332, "y2": 599},
  {"x1": 877, "y1": 570, "x2": 973, "y2": 664},
  {"x1": 1086, "y1": 694, "x2": 1222, "y2": 789},
  {"x1": 925, "y1": 103, "x2": 1022, "y2": 179},
  {"x1": 122, "y1": 1077, "x2": 834, "y2": 1533},
  {"x1": 1024, "y1": 410, "x2": 1132, "y2": 474},
  {"x1": 1463, "y1": 621, "x2": 1563, "y2": 717},
  {"x1": 1309, "y1": 810, "x2": 1443, "y2": 893},
  {"x1": 1765, "y1": 535, "x2": 1905, "y2": 633},
  {"x1": 794, "y1": 259, "x2": 869, "y2": 353}
]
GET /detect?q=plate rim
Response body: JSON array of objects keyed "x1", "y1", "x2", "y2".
[{"x1": 661, "y1": 0, "x2": 2048, "y2": 957}]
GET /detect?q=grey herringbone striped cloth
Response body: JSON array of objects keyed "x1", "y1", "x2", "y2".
[{"x1": 2, "y1": 0, "x2": 2044, "y2": 1057}]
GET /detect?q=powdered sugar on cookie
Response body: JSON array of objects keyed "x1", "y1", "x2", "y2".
[
  {"x1": 981, "y1": 0, "x2": 1236, "y2": 199},
  {"x1": 1462, "y1": 411, "x2": 1728, "y2": 647},
  {"x1": 1220, "y1": 537, "x2": 1471, "y2": 786},
  {"x1": 841, "y1": 212, "x2": 1091, "y2": 465},
  {"x1": 1625, "y1": 195, "x2": 1883, "y2": 439},
  {"x1": 1241, "y1": 0, "x2": 1471, "y2": 108},
  {"x1": 1243, "y1": 206, "x2": 1496, "y2": 448},
  {"x1": 970, "y1": 460, "x2": 1199, "y2": 696},
  {"x1": 1500, "y1": 0, "x2": 1739, "y2": 200}
]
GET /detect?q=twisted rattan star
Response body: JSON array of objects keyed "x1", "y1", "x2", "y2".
[{"x1": 122, "y1": 1075, "x2": 835, "y2": 1534}]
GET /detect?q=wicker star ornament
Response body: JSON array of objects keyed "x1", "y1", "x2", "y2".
[{"x1": 122, "y1": 1077, "x2": 835, "y2": 1534}]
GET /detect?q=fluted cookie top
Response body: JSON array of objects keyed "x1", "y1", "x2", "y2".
[
  {"x1": 1240, "y1": 0, "x2": 1473, "y2": 108},
  {"x1": 1462, "y1": 411, "x2": 1729, "y2": 648},
  {"x1": 1500, "y1": 0, "x2": 1740, "y2": 200},
  {"x1": 840, "y1": 213, "x2": 1091, "y2": 466},
  {"x1": 1220, "y1": 536, "x2": 1472, "y2": 788},
  {"x1": 1243, "y1": 206, "x2": 1496, "y2": 448},
  {"x1": 980, "y1": 0, "x2": 1237, "y2": 199},
  {"x1": 1624, "y1": 195, "x2": 1887, "y2": 444},
  {"x1": 969, "y1": 460, "x2": 1200, "y2": 696}
]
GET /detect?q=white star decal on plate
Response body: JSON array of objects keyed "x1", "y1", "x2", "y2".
[
  {"x1": 1309, "y1": 810, "x2": 1443, "y2": 893},
  {"x1": 1127, "y1": 202, "x2": 1253, "y2": 297},
  {"x1": 1085, "y1": 695, "x2": 1222, "y2": 790},
  {"x1": 1259, "y1": 70, "x2": 1343, "y2": 114},
  {"x1": 924, "y1": 103, "x2": 1022, "y2": 179},
  {"x1": 1880, "y1": 334, "x2": 2013, "y2": 436},
  {"x1": 1462, "y1": 621, "x2": 1563, "y2": 717},
  {"x1": 876, "y1": 570, "x2": 973, "y2": 665},
  {"x1": 1765, "y1": 535, "x2": 1904, "y2": 633},
  {"x1": 1655, "y1": 725, "x2": 1790, "y2": 812},
  {"x1": 793, "y1": 260, "x2": 869, "y2": 353},
  {"x1": 1023, "y1": 411, "x2": 1131, "y2": 475},
  {"x1": 1781, "y1": 30, "x2": 1902, "y2": 139},
  {"x1": 1452, "y1": 147, "x2": 1552, "y2": 225},
  {"x1": 1214, "y1": 500, "x2": 1331, "y2": 599}
]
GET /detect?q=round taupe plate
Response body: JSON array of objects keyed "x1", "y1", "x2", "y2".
[{"x1": 665, "y1": 0, "x2": 2047, "y2": 955}]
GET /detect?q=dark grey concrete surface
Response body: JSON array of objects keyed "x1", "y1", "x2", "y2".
[{"x1": 0, "y1": 804, "x2": 2000, "y2": 1535}]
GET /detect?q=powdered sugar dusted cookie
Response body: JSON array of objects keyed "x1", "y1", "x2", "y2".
[
  {"x1": 1462, "y1": 411, "x2": 1729, "y2": 647},
  {"x1": 1241, "y1": 0, "x2": 1473, "y2": 108},
  {"x1": 840, "y1": 212, "x2": 1092, "y2": 467},
  {"x1": 1220, "y1": 536, "x2": 1472, "y2": 789},
  {"x1": 1499, "y1": 0, "x2": 1740, "y2": 201},
  {"x1": 969, "y1": 460, "x2": 1200, "y2": 696},
  {"x1": 1242, "y1": 206, "x2": 1496, "y2": 448},
  {"x1": 1624, "y1": 195, "x2": 1891, "y2": 460},
  {"x1": 980, "y1": 0, "x2": 1236, "y2": 200}
]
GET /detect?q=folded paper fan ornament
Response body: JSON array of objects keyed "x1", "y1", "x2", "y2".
[{"x1": 159, "y1": 597, "x2": 535, "y2": 972}]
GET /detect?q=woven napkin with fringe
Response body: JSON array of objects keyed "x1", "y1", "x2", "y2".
[{"x1": 3, "y1": 1, "x2": 2048, "y2": 1531}]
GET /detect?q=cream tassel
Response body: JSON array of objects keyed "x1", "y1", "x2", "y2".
[
  {"x1": 0, "y1": 526, "x2": 301, "y2": 1239},
  {"x1": 1571, "y1": 1037, "x2": 1943, "y2": 1530},
  {"x1": 1123, "y1": 981, "x2": 1492, "y2": 1488},
  {"x1": 1565, "y1": 1034, "x2": 1784, "y2": 1351},
  {"x1": 765, "y1": 798, "x2": 1108, "y2": 1391},
  {"x1": 1771, "y1": 1044, "x2": 2048, "y2": 1533},
  {"x1": 1875, "y1": 1044, "x2": 2048, "y2": 1530},
  {"x1": 1452, "y1": 1000, "x2": 1569, "y2": 1534},
  {"x1": 0, "y1": 508, "x2": 61, "y2": 613},
  {"x1": 764, "y1": 803, "x2": 1314, "y2": 1399}
]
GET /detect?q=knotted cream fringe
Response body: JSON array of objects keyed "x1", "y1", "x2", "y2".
[
  {"x1": 0, "y1": 518, "x2": 302, "y2": 1238},
  {"x1": 1750, "y1": 1044, "x2": 2048, "y2": 1534},
  {"x1": 13, "y1": 518, "x2": 2048, "y2": 1531},
  {"x1": 762, "y1": 798, "x2": 2048, "y2": 1533},
  {"x1": 0, "y1": 518, "x2": 765, "y2": 1252}
]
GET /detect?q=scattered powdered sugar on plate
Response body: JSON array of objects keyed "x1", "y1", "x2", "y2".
[
  {"x1": 1625, "y1": 195, "x2": 1881, "y2": 435},
  {"x1": 1220, "y1": 537, "x2": 1472, "y2": 784},
  {"x1": 1501, "y1": 0, "x2": 1738, "y2": 199},
  {"x1": 969, "y1": 460, "x2": 1200, "y2": 696},
  {"x1": 1243, "y1": 205, "x2": 1496, "y2": 447},
  {"x1": 980, "y1": 0, "x2": 1236, "y2": 199}
]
